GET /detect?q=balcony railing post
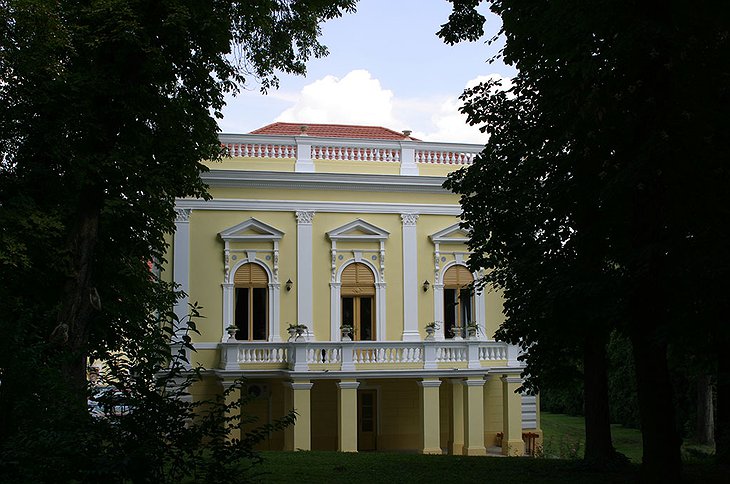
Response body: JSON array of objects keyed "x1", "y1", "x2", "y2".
[
  {"x1": 295, "y1": 136, "x2": 315, "y2": 172},
  {"x1": 220, "y1": 342, "x2": 240, "y2": 370},
  {"x1": 399, "y1": 140, "x2": 418, "y2": 176},
  {"x1": 467, "y1": 340, "x2": 480, "y2": 369},
  {"x1": 424, "y1": 341, "x2": 437, "y2": 369},
  {"x1": 507, "y1": 343, "x2": 521, "y2": 367},
  {"x1": 341, "y1": 342, "x2": 355, "y2": 371},
  {"x1": 289, "y1": 341, "x2": 310, "y2": 372}
]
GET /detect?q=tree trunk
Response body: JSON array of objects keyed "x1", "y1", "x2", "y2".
[
  {"x1": 55, "y1": 202, "x2": 100, "y2": 406},
  {"x1": 631, "y1": 326, "x2": 682, "y2": 480},
  {"x1": 583, "y1": 332, "x2": 618, "y2": 466},
  {"x1": 696, "y1": 374, "x2": 714, "y2": 446},
  {"x1": 717, "y1": 356, "x2": 730, "y2": 465}
]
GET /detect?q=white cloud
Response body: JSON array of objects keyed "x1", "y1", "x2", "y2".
[
  {"x1": 272, "y1": 69, "x2": 513, "y2": 144},
  {"x1": 276, "y1": 70, "x2": 399, "y2": 127}
]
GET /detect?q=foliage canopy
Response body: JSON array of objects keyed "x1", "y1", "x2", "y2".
[{"x1": 0, "y1": 0, "x2": 355, "y2": 480}]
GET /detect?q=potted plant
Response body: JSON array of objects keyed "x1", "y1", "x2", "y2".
[
  {"x1": 225, "y1": 325, "x2": 238, "y2": 341},
  {"x1": 340, "y1": 324, "x2": 353, "y2": 341},
  {"x1": 287, "y1": 323, "x2": 308, "y2": 341},
  {"x1": 450, "y1": 324, "x2": 464, "y2": 340},
  {"x1": 424, "y1": 321, "x2": 440, "y2": 340},
  {"x1": 466, "y1": 321, "x2": 481, "y2": 340}
]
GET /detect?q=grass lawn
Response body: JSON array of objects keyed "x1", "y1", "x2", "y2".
[
  {"x1": 541, "y1": 412, "x2": 643, "y2": 462},
  {"x1": 254, "y1": 413, "x2": 724, "y2": 483},
  {"x1": 256, "y1": 451, "x2": 637, "y2": 483}
]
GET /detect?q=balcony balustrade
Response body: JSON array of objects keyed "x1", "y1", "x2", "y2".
[
  {"x1": 219, "y1": 339, "x2": 521, "y2": 372},
  {"x1": 218, "y1": 133, "x2": 483, "y2": 175}
]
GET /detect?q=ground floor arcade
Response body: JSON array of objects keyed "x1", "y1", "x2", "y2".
[{"x1": 206, "y1": 372, "x2": 540, "y2": 456}]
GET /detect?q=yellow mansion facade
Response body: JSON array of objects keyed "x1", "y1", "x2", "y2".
[{"x1": 168, "y1": 122, "x2": 540, "y2": 455}]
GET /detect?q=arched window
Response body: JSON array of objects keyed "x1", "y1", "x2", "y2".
[
  {"x1": 443, "y1": 265, "x2": 474, "y2": 339},
  {"x1": 341, "y1": 263, "x2": 375, "y2": 341},
  {"x1": 234, "y1": 263, "x2": 268, "y2": 341}
]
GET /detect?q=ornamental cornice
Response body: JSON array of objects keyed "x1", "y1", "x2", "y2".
[
  {"x1": 200, "y1": 170, "x2": 451, "y2": 194},
  {"x1": 176, "y1": 198, "x2": 461, "y2": 216}
]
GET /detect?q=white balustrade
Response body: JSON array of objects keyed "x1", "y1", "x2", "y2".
[
  {"x1": 220, "y1": 340, "x2": 510, "y2": 372},
  {"x1": 218, "y1": 133, "x2": 482, "y2": 167}
]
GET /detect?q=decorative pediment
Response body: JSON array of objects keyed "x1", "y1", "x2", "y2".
[
  {"x1": 327, "y1": 219, "x2": 390, "y2": 242},
  {"x1": 219, "y1": 218, "x2": 284, "y2": 242},
  {"x1": 429, "y1": 223, "x2": 470, "y2": 244}
]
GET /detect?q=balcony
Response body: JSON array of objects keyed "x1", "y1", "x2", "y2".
[
  {"x1": 218, "y1": 133, "x2": 483, "y2": 175},
  {"x1": 219, "y1": 339, "x2": 521, "y2": 374}
]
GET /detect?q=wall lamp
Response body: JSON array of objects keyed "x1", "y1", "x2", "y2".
[
  {"x1": 423, "y1": 280, "x2": 430, "y2": 292},
  {"x1": 286, "y1": 279, "x2": 293, "y2": 292}
]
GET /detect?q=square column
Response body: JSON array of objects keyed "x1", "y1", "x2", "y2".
[
  {"x1": 221, "y1": 379, "x2": 241, "y2": 441},
  {"x1": 501, "y1": 375, "x2": 525, "y2": 456},
  {"x1": 337, "y1": 380, "x2": 360, "y2": 452},
  {"x1": 418, "y1": 378, "x2": 442, "y2": 454},
  {"x1": 283, "y1": 380, "x2": 313, "y2": 451},
  {"x1": 448, "y1": 379, "x2": 465, "y2": 455},
  {"x1": 463, "y1": 377, "x2": 487, "y2": 456}
]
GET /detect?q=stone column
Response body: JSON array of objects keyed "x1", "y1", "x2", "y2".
[
  {"x1": 283, "y1": 380, "x2": 313, "y2": 451},
  {"x1": 448, "y1": 379, "x2": 465, "y2": 455},
  {"x1": 463, "y1": 377, "x2": 487, "y2": 456},
  {"x1": 296, "y1": 211, "x2": 315, "y2": 336},
  {"x1": 401, "y1": 213, "x2": 420, "y2": 341},
  {"x1": 337, "y1": 380, "x2": 360, "y2": 452},
  {"x1": 418, "y1": 378, "x2": 442, "y2": 454},
  {"x1": 501, "y1": 375, "x2": 525, "y2": 456}
]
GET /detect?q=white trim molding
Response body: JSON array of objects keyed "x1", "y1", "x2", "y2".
[
  {"x1": 219, "y1": 219, "x2": 285, "y2": 342},
  {"x1": 332, "y1": 259, "x2": 386, "y2": 342},
  {"x1": 175, "y1": 198, "x2": 461, "y2": 216}
]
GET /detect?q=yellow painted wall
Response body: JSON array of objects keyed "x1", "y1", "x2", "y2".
[
  {"x1": 484, "y1": 376, "x2": 504, "y2": 446},
  {"x1": 208, "y1": 187, "x2": 458, "y2": 206},
  {"x1": 418, "y1": 163, "x2": 466, "y2": 177},
  {"x1": 373, "y1": 379, "x2": 421, "y2": 450},
  {"x1": 180, "y1": 196, "x2": 504, "y2": 343},
  {"x1": 203, "y1": 158, "x2": 296, "y2": 172},
  {"x1": 187, "y1": 210, "x2": 298, "y2": 342},
  {"x1": 311, "y1": 380, "x2": 338, "y2": 450},
  {"x1": 314, "y1": 160, "x2": 400, "y2": 175}
]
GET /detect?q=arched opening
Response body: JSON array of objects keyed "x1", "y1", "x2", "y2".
[
  {"x1": 234, "y1": 263, "x2": 268, "y2": 341},
  {"x1": 443, "y1": 265, "x2": 474, "y2": 339},
  {"x1": 341, "y1": 262, "x2": 375, "y2": 341}
]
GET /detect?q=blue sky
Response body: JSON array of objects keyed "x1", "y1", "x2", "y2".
[{"x1": 220, "y1": 0, "x2": 514, "y2": 143}]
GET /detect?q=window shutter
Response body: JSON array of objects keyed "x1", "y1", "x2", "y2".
[
  {"x1": 443, "y1": 265, "x2": 473, "y2": 287},
  {"x1": 341, "y1": 263, "x2": 375, "y2": 295},
  {"x1": 234, "y1": 263, "x2": 268, "y2": 286}
]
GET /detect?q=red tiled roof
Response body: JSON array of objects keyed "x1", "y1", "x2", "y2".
[{"x1": 250, "y1": 122, "x2": 420, "y2": 141}]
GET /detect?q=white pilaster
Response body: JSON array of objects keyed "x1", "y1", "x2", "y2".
[
  {"x1": 270, "y1": 282, "x2": 282, "y2": 342},
  {"x1": 330, "y1": 282, "x2": 341, "y2": 341},
  {"x1": 401, "y1": 213, "x2": 420, "y2": 341},
  {"x1": 221, "y1": 283, "x2": 234, "y2": 342},
  {"x1": 173, "y1": 208, "x2": 192, "y2": 327},
  {"x1": 296, "y1": 211, "x2": 315, "y2": 332}
]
